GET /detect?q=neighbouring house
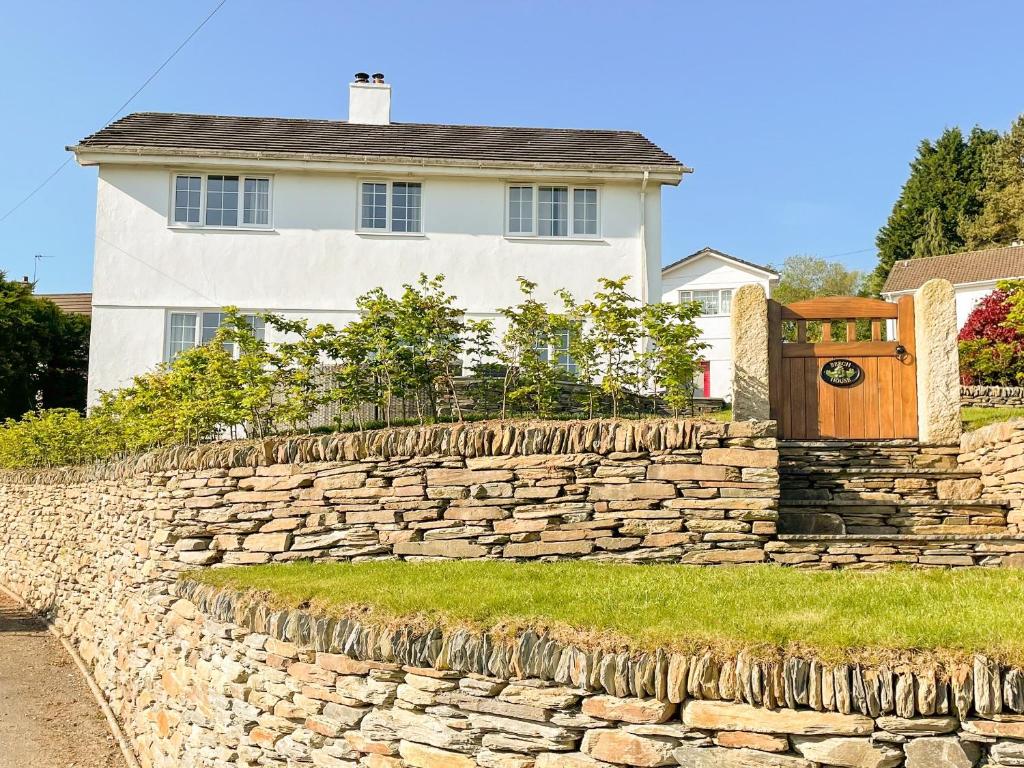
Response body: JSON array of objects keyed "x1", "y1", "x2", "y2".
[
  {"x1": 17, "y1": 277, "x2": 93, "y2": 317},
  {"x1": 37, "y1": 293, "x2": 92, "y2": 317},
  {"x1": 70, "y1": 73, "x2": 688, "y2": 404},
  {"x1": 661, "y1": 247, "x2": 778, "y2": 400},
  {"x1": 881, "y1": 243, "x2": 1024, "y2": 328}
]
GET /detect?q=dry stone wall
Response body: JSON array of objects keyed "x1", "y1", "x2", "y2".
[
  {"x1": 6, "y1": 417, "x2": 1024, "y2": 766},
  {"x1": 124, "y1": 580, "x2": 1024, "y2": 768},
  {"x1": 961, "y1": 386, "x2": 1024, "y2": 408},
  {"x1": 0, "y1": 419, "x2": 780, "y2": 569},
  {"x1": 960, "y1": 419, "x2": 1024, "y2": 558}
]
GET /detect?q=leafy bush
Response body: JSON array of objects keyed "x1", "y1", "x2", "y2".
[
  {"x1": 959, "y1": 281, "x2": 1024, "y2": 386},
  {"x1": 0, "y1": 274, "x2": 708, "y2": 468},
  {"x1": 0, "y1": 409, "x2": 115, "y2": 468}
]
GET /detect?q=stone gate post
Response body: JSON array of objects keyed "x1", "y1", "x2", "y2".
[
  {"x1": 731, "y1": 283, "x2": 771, "y2": 421},
  {"x1": 914, "y1": 278, "x2": 961, "y2": 445}
]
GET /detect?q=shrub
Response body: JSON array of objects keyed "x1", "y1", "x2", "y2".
[
  {"x1": 0, "y1": 409, "x2": 115, "y2": 469},
  {"x1": 959, "y1": 281, "x2": 1024, "y2": 386}
]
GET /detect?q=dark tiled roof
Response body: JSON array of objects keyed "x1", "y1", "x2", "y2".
[
  {"x1": 881, "y1": 245, "x2": 1024, "y2": 293},
  {"x1": 662, "y1": 247, "x2": 779, "y2": 277},
  {"x1": 38, "y1": 293, "x2": 91, "y2": 317},
  {"x1": 72, "y1": 112, "x2": 685, "y2": 170}
]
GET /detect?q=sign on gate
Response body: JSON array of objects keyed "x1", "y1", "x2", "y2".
[{"x1": 767, "y1": 296, "x2": 918, "y2": 440}]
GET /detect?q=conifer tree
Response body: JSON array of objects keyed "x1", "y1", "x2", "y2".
[
  {"x1": 868, "y1": 126, "x2": 997, "y2": 294},
  {"x1": 963, "y1": 115, "x2": 1024, "y2": 248}
]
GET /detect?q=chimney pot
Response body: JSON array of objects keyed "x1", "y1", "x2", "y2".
[
  {"x1": 372, "y1": 72, "x2": 385, "y2": 84},
  {"x1": 354, "y1": 72, "x2": 369, "y2": 83}
]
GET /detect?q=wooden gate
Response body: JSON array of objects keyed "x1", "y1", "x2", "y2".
[{"x1": 768, "y1": 296, "x2": 918, "y2": 440}]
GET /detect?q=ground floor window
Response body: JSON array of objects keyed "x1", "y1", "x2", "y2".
[
  {"x1": 533, "y1": 329, "x2": 578, "y2": 376},
  {"x1": 166, "y1": 311, "x2": 265, "y2": 360}
]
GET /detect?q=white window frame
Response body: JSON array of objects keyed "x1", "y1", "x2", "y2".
[
  {"x1": 504, "y1": 183, "x2": 601, "y2": 239},
  {"x1": 533, "y1": 329, "x2": 578, "y2": 376},
  {"x1": 169, "y1": 172, "x2": 274, "y2": 230},
  {"x1": 164, "y1": 310, "x2": 266, "y2": 361},
  {"x1": 356, "y1": 179, "x2": 425, "y2": 235},
  {"x1": 678, "y1": 288, "x2": 734, "y2": 317}
]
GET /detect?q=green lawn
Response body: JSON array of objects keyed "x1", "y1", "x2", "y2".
[
  {"x1": 962, "y1": 406, "x2": 1024, "y2": 432},
  {"x1": 707, "y1": 407, "x2": 732, "y2": 422},
  {"x1": 189, "y1": 561, "x2": 1024, "y2": 663}
]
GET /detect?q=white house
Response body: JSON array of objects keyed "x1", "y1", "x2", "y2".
[
  {"x1": 881, "y1": 244, "x2": 1024, "y2": 329},
  {"x1": 70, "y1": 73, "x2": 687, "y2": 404},
  {"x1": 661, "y1": 247, "x2": 778, "y2": 400}
]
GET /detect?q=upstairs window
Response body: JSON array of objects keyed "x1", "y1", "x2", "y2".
[
  {"x1": 679, "y1": 288, "x2": 733, "y2": 316},
  {"x1": 508, "y1": 186, "x2": 533, "y2": 234},
  {"x1": 173, "y1": 175, "x2": 202, "y2": 223},
  {"x1": 171, "y1": 173, "x2": 272, "y2": 228},
  {"x1": 538, "y1": 186, "x2": 569, "y2": 236},
  {"x1": 507, "y1": 184, "x2": 599, "y2": 238},
  {"x1": 166, "y1": 311, "x2": 266, "y2": 360},
  {"x1": 359, "y1": 181, "x2": 423, "y2": 233}
]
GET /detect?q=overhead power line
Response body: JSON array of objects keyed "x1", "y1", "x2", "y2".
[
  {"x1": 821, "y1": 247, "x2": 875, "y2": 260},
  {"x1": 0, "y1": 0, "x2": 229, "y2": 226}
]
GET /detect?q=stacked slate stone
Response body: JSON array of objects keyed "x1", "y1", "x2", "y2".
[
  {"x1": 961, "y1": 386, "x2": 1024, "y2": 408},
  {"x1": 141, "y1": 581, "x2": 1024, "y2": 768},
  {"x1": 771, "y1": 438, "x2": 1022, "y2": 568},
  {"x1": 1, "y1": 418, "x2": 781, "y2": 567}
]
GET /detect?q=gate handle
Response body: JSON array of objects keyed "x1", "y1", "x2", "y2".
[{"x1": 895, "y1": 344, "x2": 907, "y2": 360}]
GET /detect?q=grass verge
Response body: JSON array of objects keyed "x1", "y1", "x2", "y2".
[
  {"x1": 962, "y1": 406, "x2": 1024, "y2": 432},
  {"x1": 189, "y1": 561, "x2": 1024, "y2": 664}
]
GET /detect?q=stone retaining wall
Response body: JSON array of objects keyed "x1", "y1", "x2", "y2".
[
  {"x1": 961, "y1": 385, "x2": 1024, "y2": 408},
  {"x1": 6, "y1": 417, "x2": 1024, "y2": 766},
  {"x1": 0, "y1": 419, "x2": 779, "y2": 569},
  {"x1": 960, "y1": 419, "x2": 1024, "y2": 548},
  {"x1": 125, "y1": 580, "x2": 1024, "y2": 768}
]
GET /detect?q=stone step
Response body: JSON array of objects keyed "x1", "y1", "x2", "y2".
[
  {"x1": 779, "y1": 500, "x2": 1012, "y2": 536},
  {"x1": 778, "y1": 532, "x2": 1022, "y2": 542},
  {"x1": 779, "y1": 466, "x2": 979, "y2": 478},
  {"x1": 769, "y1": 534, "x2": 1024, "y2": 567},
  {"x1": 780, "y1": 498, "x2": 1009, "y2": 509},
  {"x1": 779, "y1": 439, "x2": 924, "y2": 448}
]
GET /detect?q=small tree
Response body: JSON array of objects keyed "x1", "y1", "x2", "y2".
[
  {"x1": 266, "y1": 316, "x2": 341, "y2": 432},
  {"x1": 463, "y1": 318, "x2": 502, "y2": 418},
  {"x1": 576, "y1": 277, "x2": 644, "y2": 417},
  {"x1": 641, "y1": 301, "x2": 707, "y2": 415},
  {"x1": 393, "y1": 274, "x2": 467, "y2": 422},
  {"x1": 557, "y1": 289, "x2": 601, "y2": 418},
  {"x1": 497, "y1": 278, "x2": 564, "y2": 418},
  {"x1": 342, "y1": 288, "x2": 406, "y2": 425}
]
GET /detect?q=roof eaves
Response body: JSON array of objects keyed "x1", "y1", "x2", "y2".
[
  {"x1": 662, "y1": 247, "x2": 779, "y2": 277},
  {"x1": 69, "y1": 143, "x2": 689, "y2": 179}
]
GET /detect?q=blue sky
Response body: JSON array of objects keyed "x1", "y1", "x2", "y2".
[{"x1": 1, "y1": 0, "x2": 1021, "y2": 293}]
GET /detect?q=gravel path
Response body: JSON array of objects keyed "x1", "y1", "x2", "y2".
[{"x1": 0, "y1": 593, "x2": 127, "y2": 768}]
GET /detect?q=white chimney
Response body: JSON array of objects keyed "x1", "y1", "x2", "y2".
[{"x1": 349, "y1": 72, "x2": 391, "y2": 125}]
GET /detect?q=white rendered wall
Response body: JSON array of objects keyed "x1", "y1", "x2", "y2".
[
  {"x1": 953, "y1": 283, "x2": 997, "y2": 328},
  {"x1": 87, "y1": 165, "x2": 663, "y2": 403},
  {"x1": 660, "y1": 256, "x2": 773, "y2": 400}
]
